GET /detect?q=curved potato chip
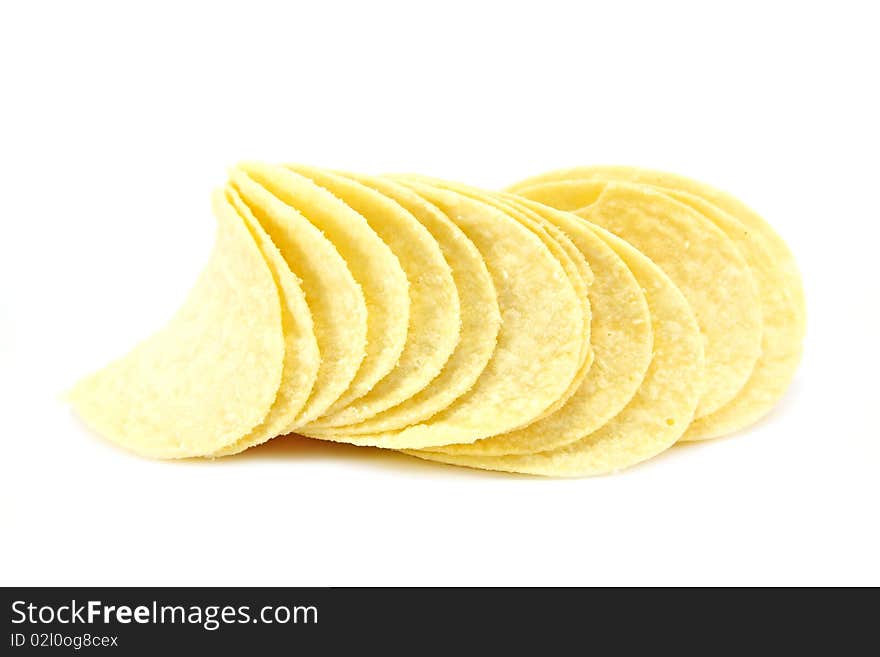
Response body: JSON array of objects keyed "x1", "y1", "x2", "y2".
[
  {"x1": 229, "y1": 168, "x2": 367, "y2": 425},
  {"x1": 509, "y1": 166, "x2": 805, "y2": 438},
  {"x1": 405, "y1": 225, "x2": 704, "y2": 476},
  {"x1": 315, "y1": 182, "x2": 584, "y2": 449},
  {"x1": 619, "y1": 187, "x2": 795, "y2": 441},
  {"x1": 290, "y1": 167, "x2": 460, "y2": 430},
  {"x1": 391, "y1": 175, "x2": 594, "y2": 421},
  {"x1": 68, "y1": 191, "x2": 285, "y2": 458},
  {"x1": 515, "y1": 180, "x2": 762, "y2": 420},
  {"x1": 238, "y1": 162, "x2": 410, "y2": 417},
  {"x1": 213, "y1": 188, "x2": 320, "y2": 456},
  {"x1": 307, "y1": 175, "x2": 499, "y2": 435},
  {"x1": 422, "y1": 196, "x2": 653, "y2": 456},
  {"x1": 676, "y1": 191, "x2": 800, "y2": 440}
]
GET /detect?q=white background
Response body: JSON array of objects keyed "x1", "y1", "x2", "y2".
[{"x1": 1, "y1": 1, "x2": 877, "y2": 586}]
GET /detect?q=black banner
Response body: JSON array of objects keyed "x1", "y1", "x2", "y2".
[
  {"x1": 2, "y1": 587, "x2": 590, "y2": 652},
  {"x1": 1, "y1": 587, "x2": 870, "y2": 652}
]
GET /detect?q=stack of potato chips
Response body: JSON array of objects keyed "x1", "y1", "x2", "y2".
[{"x1": 69, "y1": 164, "x2": 805, "y2": 476}]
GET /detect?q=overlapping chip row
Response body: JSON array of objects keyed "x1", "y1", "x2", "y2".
[{"x1": 68, "y1": 164, "x2": 806, "y2": 476}]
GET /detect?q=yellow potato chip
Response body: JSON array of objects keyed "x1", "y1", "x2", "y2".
[
  {"x1": 289, "y1": 167, "x2": 460, "y2": 430},
  {"x1": 510, "y1": 166, "x2": 805, "y2": 439},
  {"x1": 212, "y1": 188, "x2": 320, "y2": 456},
  {"x1": 405, "y1": 226, "x2": 705, "y2": 475},
  {"x1": 625, "y1": 188, "x2": 797, "y2": 441},
  {"x1": 307, "y1": 175, "x2": 500, "y2": 435},
  {"x1": 68, "y1": 191, "x2": 286, "y2": 458},
  {"x1": 315, "y1": 182, "x2": 584, "y2": 449},
  {"x1": 514, "y1": 180, "x2": 762, "y2": 420},
  {"x1": 680, "y1": 192, "x2": 801, "y2": 440},
  {"x1": 391, "y1": 175, "x2": 594, "y2": 421},
  {"x1": 237, "y1": 162, "x2": 410, "y2": 418},
  {"x1": 229, "y1": 168, "x2": 367, "y2": 425},
  {"x1": 421, "y1": 196, "x2": 653, "y2": 456}
]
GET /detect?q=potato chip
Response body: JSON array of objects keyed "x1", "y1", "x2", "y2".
[
  {"x1": 236, "y1": 162, "x2": 410, "y2": 418},
  {"x1": 391, "y1": 174, "x2": 594, "y2": 420},
  {"x1": 405, "y1": 226, "x2": 704, "y2": 475},
  {"x1": 510, "y1": 166, "x2": 805, "y2": 439},
  {"x1": 212, "y1": 188, "x2": 320, "y2": 456},
  {"x1": 420, "y1": 196, "x2": 653, "y2": 456},
  {"x1": 514, "y1": 180, "x2": 762, "y2": 420},
  {"x1": 316, "y1": 181, "x2": 584, "y2": 449},
  {"x1": 307, "y1": 175, "x2": 500, "y2": 435},
  {"x1": 228, "y1": 168, "x2": 367, "y2": 425},
  {"x1": 287, "y1": 167, "x2": 460, "y2": 430},
  {"x1": 628, "y1": 188, "x2": 797, "y2": 441},
  {"x1": 68, "y1": 190, "x2": 286, "y2": 458}
]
